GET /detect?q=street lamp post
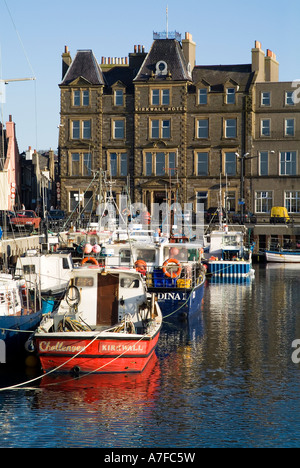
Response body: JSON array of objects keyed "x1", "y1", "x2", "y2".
[
  {"x1": 235, "y1": 152, "x2": 249, "y2": 220},
  {"x1": 235, "y1": 151, "x2": 275, "y2": 221}
]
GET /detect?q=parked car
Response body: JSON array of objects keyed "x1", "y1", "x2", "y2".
[
  {"x1": 0, "y1": 210, "x2": 16, "y2": 231},
  {"x1": 11, "y1": 210, "x2": 41, "y2": 230},
  {"x1": 205, "y1": 207, "x2": 226, "y2": 224},
  {"x1": 231, "y1": 211, "x2": 257, "y2": 224},
  {"x1": 270, "y1": 206, "x2": 290, "y2": 224},
  {"x1": 47, "y1": 210, "x2": 65, "y2": 220}
]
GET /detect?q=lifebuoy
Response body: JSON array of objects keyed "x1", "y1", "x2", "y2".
[
  {"x1": 162, "y1": 258, "x2": 182, "y2": 279},
  {"x1": 81, "y1": 257, "x2": 99, "y2": 266},
  {"x1": 135, "y1": 260, "x2": 147, "y2": 276}
]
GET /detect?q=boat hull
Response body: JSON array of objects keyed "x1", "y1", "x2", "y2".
[
  {"x1": 207, "y1": 260, "x2": 254, "y2": 281},
  {"x1": 148, "y1": 280, "x2": 205, "y2": 320},
  {"x1": 35, "y1": 329, "x2": 161, "y2": 374},
  {"x1": 265, "y1": 251, "x2": 300, "y2": 263},
  {"x1": 0, "y1": 310, "x2": 43, "y2": 362}
]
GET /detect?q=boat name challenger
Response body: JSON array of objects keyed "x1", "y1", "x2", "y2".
[{"x1": 39, "y1": 341, "x2": 146, "y2": 353}]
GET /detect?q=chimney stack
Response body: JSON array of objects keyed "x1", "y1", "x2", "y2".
[
  {"x1": 265, "y1": 49, "x2": 279, "y2": 82},
  {"x1": 62, "y1": 45, "x2": 72, "y2": 79},
  {"x1": 252, "y1": 40, "x2": 265, "y2": 82},
  {"x1": 182, "y1": 32, "x2": 196, "y2": 72}
]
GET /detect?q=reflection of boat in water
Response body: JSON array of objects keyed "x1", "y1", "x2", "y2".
[
  {"x1": 34, "y1": 266, "x2": 162, "y2": 375},
  {"x1": 36, "y1": 354, "x2": 160, "y2": 411},
  {"x1": 265, "y1": 250, "x2": 300, "y2": 263}
]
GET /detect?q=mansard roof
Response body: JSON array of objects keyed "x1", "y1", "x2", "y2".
[
  {"x1": 134, "y1": 39, "x2": 191, "y2": 82},
  {"x1": 61, "y1": 50, "x2": 105, "y2": 86}
]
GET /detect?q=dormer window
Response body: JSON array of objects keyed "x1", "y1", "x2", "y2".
[
  {"x1": 156, "y1": 61, "x2": 168, "y2": 76},
  {"x1": 199, "y1": 88, "x2": 208, "y2": 105},
  {"x1": 226, "y1": 88, "x2": 235, "y2": 104},
  {"x1": 114, "y1": 89, "x2": 124, "y2": 106}
]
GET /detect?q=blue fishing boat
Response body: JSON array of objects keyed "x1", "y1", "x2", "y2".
[
  {"x1": 94, "y1": 239, "x2": 206, "y2": 321},
  {"x1": 0, "y1": 273, "x2": 43, "y2": 363},
  {"x1": 203, "y1": 226, "x2": 254, "y2": 282}
]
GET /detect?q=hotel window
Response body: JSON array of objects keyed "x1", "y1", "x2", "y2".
[
  {"x1": 196, "y1": 191, "x2": 208, "y2": 210},
  {"x1": 261, "y1": 119, "x2": 271, "y2": 137},
  {"x1": 144, "y1": 151, "x2": 176, "y2": 176},
  {"x1": 71, "y1": 120, "x2": 91, "y2": 140},
  {"x1": 73, "y1": 90, "x2": 89, "y2": 107},
  {"x1": 197, "y1": 119, "x2": 209, "y2": 139},
  {"x1": 285, "y1": 118, "x2": 295, "y2": 137},
  {"x1": 70, "y1": 152, "x2": 92, "y2": 176},
  {"x1": 112, "y1": 119, "x2": 125, "y2": 139},
  {"x1": 259, "y1": 152, "x2": 269, "y2": 176},
  {"x1": 280, "y1": 151, "x2": 297, "y2": 175},
  {"x1": 150, "y1": 119, "x2": 171, "y2": 139},
  {"x1": 255, "y1": 191, "x2": 273, "y2": 213},
  {"x1": 224, "y1": 152, "x2": 236, "y2": 176},
  {"x1": 261, "y1": 92, "x2": 271, "y2": 106},
  {"x1": 151, "y1": 88, "x2": 170, "y2": 106},
  {"x1": 226, "y1": 88, "x2": 235, "y2": 104},
  {"x1": 108, "y1": 152, "x2": 128, "y2": 177},
  {"x1": 114, "y1": 89, "x2": 124, "y2": 106},
  {"x1": 225, "y1": 119, "x2": 237, "y2": 139},
  {"x1": 285, "y1": 91, "x2": 294, "y2": 106},
  {"x1": 69, "y1": 190, "x2": 93, "y2": 212},
  {"x1": 196, "y1": 152, "x2": 209, "y2": 176},
  {"x1": 198, "y1": 88, "x2": 208, "y2": 105},
  {"x1": 285, "y1": 191, "x2": 300, "y2": 213}
]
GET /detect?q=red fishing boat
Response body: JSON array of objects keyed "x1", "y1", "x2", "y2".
[{"x1": 33, "y1": 266, "x2": 162, "y2": 375}]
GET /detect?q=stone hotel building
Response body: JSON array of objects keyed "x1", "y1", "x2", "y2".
[{"x1": 58, "y1": 33, "x2": 300, "y2": 226}]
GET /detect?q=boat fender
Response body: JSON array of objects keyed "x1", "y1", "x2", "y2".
[
  {"x1": 24, "y1": 335, "x2": 35, "y2": 353},
  {"x1": 162, "y1": 258, "x2": 182, "y2": 279}
]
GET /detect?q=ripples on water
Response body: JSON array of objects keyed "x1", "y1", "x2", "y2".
[{"x1": 0, "y1": 264, "x2": 299, "y2": 448}]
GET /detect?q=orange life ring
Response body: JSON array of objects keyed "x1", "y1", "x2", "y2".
[
  {"x1": 81, "y1": 257, "x2": 99, "y2": 266},
  {"x1": 162, "y1": 258, "x2": 182, "y2": 279},
  {"x1": 209, "y1": 256, "x2": 218, "y2": 261},
  {"x1": 135, "y1": 260, "x2": 147, "y2": 275}
]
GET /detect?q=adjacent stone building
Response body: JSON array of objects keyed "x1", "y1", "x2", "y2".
[{"x1": 58, "y1": 33, "x2": 300, "y2": 227}]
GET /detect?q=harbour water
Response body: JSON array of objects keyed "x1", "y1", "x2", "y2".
[{"x1": 0, "y1": 264, "x2": 299, "y2": 448}]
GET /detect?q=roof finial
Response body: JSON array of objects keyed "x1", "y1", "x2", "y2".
[{"x1": 166, "y1": 5, "x2": 168, "y2": 39}]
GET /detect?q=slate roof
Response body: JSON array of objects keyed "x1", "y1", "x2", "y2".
[
  {"x1": 193, "y1": 64, "x2": 255, "y2": 92},
  {"x1": 134, "y1": 39, "x2": 191, "y2": 82},
  {"x1": 61, "y1": 50, "x2": 105, "y2": 86}
]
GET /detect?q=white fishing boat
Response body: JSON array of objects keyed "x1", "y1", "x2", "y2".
[
  {"x1": 15, "y1": 249, "x2": 74, "y2": 297},
  {"x1": 265, "y1": 250, "x2": 300, "y2": 263}
]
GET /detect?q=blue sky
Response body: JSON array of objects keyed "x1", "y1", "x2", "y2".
[{"x1": 0, "y1": 0, "x2": 299, "y2": 152}]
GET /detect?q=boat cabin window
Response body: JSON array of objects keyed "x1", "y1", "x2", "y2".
[
  {"x1": 223, "y1": 235, "x2": 238, "y2": 247},
  {"x1": 120, "y1": 277, "x2": 140, "y2": 288},
  {"x1": 136, "y1": 249, "x2": 156, "y2": 263},
  {"x1": 120, "y1": 249, "x2": 131, "y2": 264},
  {"x1": 24, "y1": 265, "x2": 36, "y2": 274},
  {"x1": 75, "y1": 276, "x2": 94, "y2": 287},
  {"x1": 164, "y1": 246, "x2": 188, "y2": 262},
  {"x1": 62, "y1": 258, "x2": 70, "y2": 269}
]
